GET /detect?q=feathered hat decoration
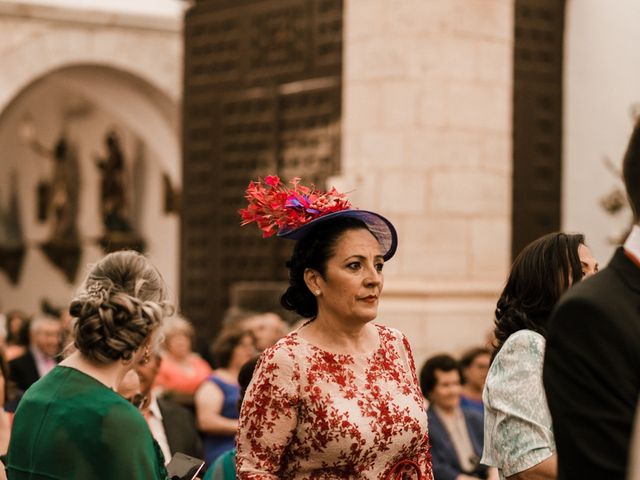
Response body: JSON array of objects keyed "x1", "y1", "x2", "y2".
[{"x1": 239, "y1": 175, "x2": 398, "y2": 260}]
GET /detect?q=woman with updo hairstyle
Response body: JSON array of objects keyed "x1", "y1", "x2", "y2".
[
  {"x1": 481, "y1": 233, "x2": 598, "y2": 480},
  {"x1": 236, "y1": 176, "x2": 433, "y2": 479},
  {"x1": 7, "y1": 251, "x2": 172, "y2": 480}
]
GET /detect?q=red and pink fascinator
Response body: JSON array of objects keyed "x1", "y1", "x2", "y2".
[{"x1": 239, "y1": 175, "x2": 398, "y2": 261}]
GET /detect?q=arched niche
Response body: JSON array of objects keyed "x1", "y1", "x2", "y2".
[{"x1": 0, "y1": 63, "x2": 181, "y2": 312}]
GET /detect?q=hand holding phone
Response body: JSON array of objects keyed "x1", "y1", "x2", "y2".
[{"x1": 166, "y1": 452, "x2": 205, "y2": 480}]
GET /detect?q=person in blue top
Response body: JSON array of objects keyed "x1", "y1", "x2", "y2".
[
  {"x1": 194, "y1": 326, "x2": 257, "y2": 465},
  {"x1": 421, "y1": 354, "x2": 495, "y2": 480},
  {"x1": 203, "y1": 356, "x2": 260, "y2": 480},
  {"x1": 459, "y1": 347, "x2": 491, "y2": 417}
]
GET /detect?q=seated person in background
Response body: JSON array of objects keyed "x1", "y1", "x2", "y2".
[
  {"x1": 136, "y1": 349, "x2": 204, "y2": 463},
  {"x1": 195, "y1": 326, "x2": 257, "y2": 465},
  {"x1": 9, "y1": 315, "x2": 61, "y2": 393},
  {"x1": 0, "y1": 345, "x2": 12, "y2": 455},
  {"x1": 155, "y1": 315, "x2": 212, "y2": 407},
  {"x1": 4, "y1": 311, "x2": 30, "y2": 361},
  {"x1": 223, "y1": 307, "x2": 288, "y2": 352},
  {"x1": 420, "y1": 354, "x2": 497, "y2": 480},
  {"x1": 203, "y1": 356, "x2": 260, "y2": 480},
  {"x1": 459, "y1": 347, "x2": 491, "y2": 416}
]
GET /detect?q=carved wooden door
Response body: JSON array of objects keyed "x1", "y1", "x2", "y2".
[
  {"x1": 182, "y1": 0, "x2": 342, "y2": 339},
  {"x1": 512, "y1": 0, "x2": 566, "y2": 258}
]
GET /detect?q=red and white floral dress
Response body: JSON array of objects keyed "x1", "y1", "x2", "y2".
[{"x1": 236, "y1": 324, "x2": 433, "y2": 479}]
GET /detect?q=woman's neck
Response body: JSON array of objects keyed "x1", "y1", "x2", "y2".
[
  {"x1": 300, "y1": 313, "x2": 378, "y2": 355},
  {"x1": 215, "y1": 366, "x2": 240, "y2": 383},
  {"x1": 166, "y1": 351, "x2": 190, "y2": 363},
  {"x1": 60, "y1": 351, "x2": 129, "y2": 390}
]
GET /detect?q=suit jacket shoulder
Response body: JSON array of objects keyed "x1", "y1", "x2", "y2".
[
  {"x1": 544, "y1": 247, "x2": 640, "y2": 480},
  {"x1": 157, "y1": 397, "x2": 203, "y2": 460},
  {"x1": 9, "y1": 351, "x2": 39, "y2": 393}
]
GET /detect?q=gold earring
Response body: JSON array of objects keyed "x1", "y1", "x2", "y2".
[
  {"x1": 141, "y1": 345, "x2": 151, "y2": 365},
  {"x1": 315, "y1": 290, "x2": 321, "y2": 296}
]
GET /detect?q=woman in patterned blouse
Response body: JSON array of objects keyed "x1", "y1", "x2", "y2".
[
  {"x1": 481, "y1": 233, "x2": 598, "y2": 480},
  {"x1": 236, "y1": 212, "x2": 433, "y2": 479}
]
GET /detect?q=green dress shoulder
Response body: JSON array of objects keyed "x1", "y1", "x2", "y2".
[{"x1": 7, "y1": 366, "x2": 167, "y2": 480}]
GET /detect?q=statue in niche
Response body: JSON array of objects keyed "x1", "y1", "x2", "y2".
[
  {"x1": 25, "y1": 130, "x2": 80, "y2": 241},
  {"x1": 95, "y1": 130, "x2": 131, "y2": 233},
  {"x1": 20, "y1": 118, "x2": 82, "y2": 284},
  {"x1": 0, "y1": 172, "x2": 26, "y2": 284},
  {"x1": 94, "y1": 129, "x2": 144, "y2": 253}
]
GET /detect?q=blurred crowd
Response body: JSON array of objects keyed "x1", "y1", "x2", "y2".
[{"x1": 0, "y1": 300, "x2": 291, "y2": 478}]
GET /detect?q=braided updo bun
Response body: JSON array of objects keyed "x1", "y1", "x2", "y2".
[{"x1": 70, "y1": 251, "x2": 172, "y2": 364}]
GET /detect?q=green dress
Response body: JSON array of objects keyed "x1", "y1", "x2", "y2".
[{"x1": 7, "y1": 366, "x2": 168, "y2": 480}]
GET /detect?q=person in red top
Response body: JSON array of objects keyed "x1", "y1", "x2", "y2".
[
  {"x1": 236, "y1": 176, "x2": 432, "y2": 479},
  {"x1": 155, "y1": 315, "x2": 211, "y2": 406}
]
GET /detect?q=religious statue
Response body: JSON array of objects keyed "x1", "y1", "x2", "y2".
[
  {"x1": 95, "y1": 130, "x2": 131, "y2": 233},
  {"x1": 0, "y1": 172, "x2": 26, "y2": 284},
  {"x1": 94, "y1": 129, "x2": 144, "y2": 253},
  {"x1": 20, "y1": 117, "x2": 81, "y2": 283},
  {"x1": 23, "y1": 128, "x2": 80, "y2": 241}
]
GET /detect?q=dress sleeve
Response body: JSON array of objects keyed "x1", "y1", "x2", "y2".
[
  {"x1": 483, "y1": 331, "x2": 554, "y2": 477},
  {"x1": 103, "y1": 404, "x2": 167, "y2": 480},
  {"x1": 236, "y1": 345, "x2": 300, "y2": 479}
]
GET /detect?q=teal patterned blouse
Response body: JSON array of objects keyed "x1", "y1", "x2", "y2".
[{"x1": 481, "y1": 330, "x2": 555, "y2": 479}]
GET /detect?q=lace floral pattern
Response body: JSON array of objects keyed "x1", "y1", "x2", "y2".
[
  {"x1": 481, "y1": 330, "x2": 555, "y2": 479},
  {"x1": 236, "y1": 324, "x2": 433, "y2": 479}
]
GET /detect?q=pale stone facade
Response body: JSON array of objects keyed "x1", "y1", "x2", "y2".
[
  {"x1": 0, "y1": 1, "x2": 182, "y2": 312},
  {"x1": 0, "y1": 0, "x2": 515, "y2": 366},
  {"x1": 337, "y1": 0, "x2": 514, "y2": 365},
  {"x1": 563, "y1": 0, "x2": 639, "y2": 265}
]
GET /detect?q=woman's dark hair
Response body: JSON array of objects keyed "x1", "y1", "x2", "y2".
[
  {"x1": 281, "y1": 216, "x2": 373, "y2": 318},
  {"x1": 460, "y1": 347, "x2": 490, "y2": 370},
  {"x1": 6, "y1": 311, "x2": 30, "y2": 346},
  {"x1": 70, "y1": 251, "x2": 171, "y2": 364},
  {"x1": 419, "y1": 354, "x2": 460, "y2": 399},
  {"x1": 210, "y1": 326, "x2": 256, "y2": 369},
  {"x1": 459, "y1": 347, "x2": 490, "y2": 384},
  {"x1": 237, "y1": 355, "x2": 260, "y2": 411},
  {"x1": 623, "y1": 119, "x2": 640, "y2": 219},
  {"x1": 0, "y1": 344, "x2": 12, "y2": 405},
  {"x1": 492, "y1": 232, "x2": 585, "y2": 357}
]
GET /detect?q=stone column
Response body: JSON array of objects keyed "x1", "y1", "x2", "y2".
[{"x1": 336, "y1": 0, "x2": 514, "y2": 364}]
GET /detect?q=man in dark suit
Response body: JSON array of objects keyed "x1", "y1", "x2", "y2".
[
  {"x1": 544, "y1": 120, "x2": 640, "y2": 480},
  {"x1": 420, "y1": 354, "x2": 495, "y2": 480},
  {"x1": 9, "y1": 316, "x2": 61, "y2": 393},
  {"x1": 136, "y1": 352, "x2": 203, "y2": 462}
]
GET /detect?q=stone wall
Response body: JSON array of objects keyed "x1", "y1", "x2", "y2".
[
  {"x1": 339, "y1": 0, "x2": 514, "y2": 365},
  {"x1": 563, "y1": 0, "x2": 640, "y2": 264}
]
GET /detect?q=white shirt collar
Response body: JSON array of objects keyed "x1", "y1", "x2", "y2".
[
  {"x1": 148, "y1": 395, "x2": 163, "y2": 421},
  {"x1": 624, "y1": 225, "x2": 640, "y2": 260}
]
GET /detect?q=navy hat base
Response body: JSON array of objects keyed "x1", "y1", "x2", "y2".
[{"x1": 277, "y1": 209, "x2": 398, "y2": 261}]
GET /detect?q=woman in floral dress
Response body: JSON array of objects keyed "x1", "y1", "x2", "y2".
[
  {"x1": 236, "y1": 177, "x2": 432, "y2": 479},
  {"x1": 481, "y1": 233, "x2": 598, "y2": 480}
]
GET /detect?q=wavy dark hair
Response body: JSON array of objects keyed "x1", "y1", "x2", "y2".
[
  {"x1": 281, "y1": 216, "x2": 371, "y2": 318},
  {"x1": 492, "y1": 232, "x2": 586, "y2": 358},
  {"x1": 419, "y1": 354, "x2": 460, "y2": 399},
  {"x1": 623, "y1": 119, "x2": 640, "y2": 219}
]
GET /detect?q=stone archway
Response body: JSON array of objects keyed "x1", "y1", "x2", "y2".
[{"x1": 0, "y1": 4, "x2": 182, "y2": 311}]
